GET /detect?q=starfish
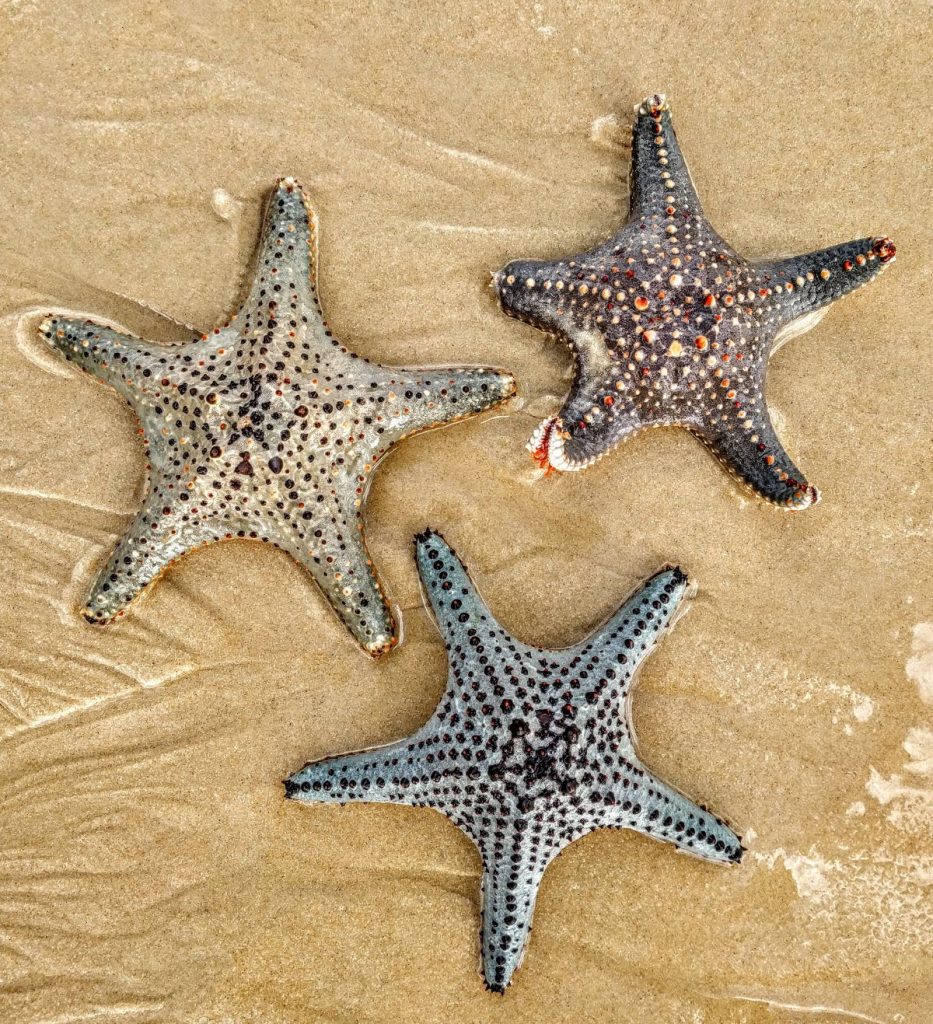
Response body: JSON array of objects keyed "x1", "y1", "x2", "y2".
[
  {"x1": 493, "y1": 93, "x2": 895, "y2": 509},
  {"x1": 41, "y1": 178, "x2": 515, "y2": 655},
  {"x1": 285, "y1": 530, "x2": 743, "y2": 992}
]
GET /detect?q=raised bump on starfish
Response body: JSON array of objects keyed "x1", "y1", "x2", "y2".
[
  {"x1": 493, "y1": 92, "x2": 895, "y2": 509},
  {"x1": 41, "y1": 178, "x2": 516, "y2": 654},
  {"x1": 285, "y1": 530, "x2": 743, "y2": 992}
]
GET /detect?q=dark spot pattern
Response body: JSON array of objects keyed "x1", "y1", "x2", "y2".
[
  {"x1": 41, "y1": 178, "x2": 516, "y2": 654},
  {"x1": 493, "y1": 93, "x2": 895, "y2": 510},
  {"x1": 285, "y1": 530, "x2": 744, "y2": 992}
]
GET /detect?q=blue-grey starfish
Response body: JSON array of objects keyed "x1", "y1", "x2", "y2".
[
  {"x1": 494, "y1": 93, "x2": 895, "y2": 509},
  {"x1": 41, "y1": 178, "x2": 515, "y2": 655},
  {"x1": 285, "y1": 530, "x2": 743, "y2": 992}
]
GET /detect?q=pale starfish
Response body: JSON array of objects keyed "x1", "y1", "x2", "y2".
[
  {"x1": 494, "y1": 94, "x2": 895, "y2": 509},
  {"x1": 41, "y1": 179, "x2": 515, "y2": 654},
  {"x1": 285, "y1": 530, "x2": 743, "y2": 992}
]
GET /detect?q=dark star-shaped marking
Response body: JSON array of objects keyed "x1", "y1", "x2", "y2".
[
  {"x1": 285, "y1": 530, "x2": 743, "y2": 992},
  {"x1": 41, "y1": 178, "x2": 515, "y2": 655},
  {"x1": 493, "y1": 94, "x2": 895, "y2": 509}
]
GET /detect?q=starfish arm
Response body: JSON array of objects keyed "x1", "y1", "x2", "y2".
[
  {"x1": 414, "y1": 529, "x2": 501, "y2": 645},
  {"x1": 755, "y1": 236, "x2": 896, "y2": 338},
  {"x1": 370, "y1": 366, "x2": 516, "y2": 452},
  {"x1": 629, "y1": 93, "x2": 702, "y2": 219},
  {"x1": 610, "y1": 766, "x2": 743, "y2": 865},
  {"x1": 478, "y1": 827, "x2": 554, "y2": 992},
  {"x1": 230, "y1": 177, "x2": 320, "y2": 334},
  {"x1": 82, "y1": 493, "x2": 222, "y2": 623},
  {"x1": 527, "y1": 365, "x2": 642, "y2": 473},
  {"x1": 277, "y1": 502, "x2": 398, "y2": 658},
  {"x1": 40, "y1": 315, "x2": 169, "y2": 406},
  {"x1": 693, "y1": 406, "x2": 819, "y2": 509},
  {"x1": 284, "y1": 729, "x2": 443, "y2": 807},
  {"x1": 573, "y1": 566, "x2": 690, "y2": 682}
]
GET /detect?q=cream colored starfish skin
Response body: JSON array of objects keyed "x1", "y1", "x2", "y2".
[
  {"x1": 286, "y1": 530, "x2": 743, "y2": 992},
  {"x1": 41, "y1": 179, "x2": 515, "y2": 655},
  {"x1": 494, "y1": 94, "x2": 896, "y2": 510}
]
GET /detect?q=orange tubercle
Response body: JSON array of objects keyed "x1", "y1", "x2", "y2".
[{"x1": 872, "y1": 237, "x2": 896, "y2": 263}]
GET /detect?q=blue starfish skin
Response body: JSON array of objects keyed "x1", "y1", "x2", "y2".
[
  {"x1": 40, "y1": 179, "x2": 515, "y2": 654},
  {"x1": 494, "y1": 94, "x2": 895, "y2": 509},
  {"x1": 285, "y1": 530, "x2": 743, "y2": 992}
]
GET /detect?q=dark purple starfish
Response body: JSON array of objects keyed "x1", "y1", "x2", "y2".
[
  {"x1": 494, "y1": 94, "x2": 895, "y2": 509},
  {"x1": 285, "y1": 530, "x2": 742, "y2": 992}
]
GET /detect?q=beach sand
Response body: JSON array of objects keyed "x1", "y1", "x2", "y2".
[{"x1": 1, "y1": 2, "x2": 931, "y2": 1021}]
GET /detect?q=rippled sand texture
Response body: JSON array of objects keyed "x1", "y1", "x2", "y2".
[{"x1": 1, "y1": 2, "x2": 931, "y2": 1022}]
